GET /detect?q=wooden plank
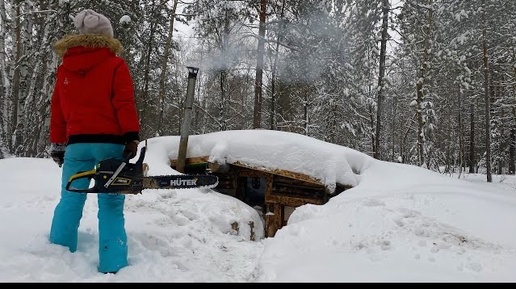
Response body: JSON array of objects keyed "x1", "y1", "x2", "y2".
[
  {"x1": 208, "y1": 162, "x2": 231, "y2": 173},
  {"x1": 265, "y1": 194, "x2": 324, "y2": 206},
  {"x1": 272, "y1": 186, "x2": 326, "y2": 200},
  {"x1": 230, "y1": 161, "x2": 324, "y2": 185},
  {"x1": 273, "y1": 177, "x2": 325, "y2": 190},
  {"x1": 234, "y1": 167, "x2": 269, "y2": 178},
  {"x1": 283, "y1": 206, "x2": 296, "y2": 225},
  {"x1": 265, "y1": 203, "x2": 282, "y2": 237},
  {"x1": 170, "y1": 156, "x2": 210, "y2": 168}
]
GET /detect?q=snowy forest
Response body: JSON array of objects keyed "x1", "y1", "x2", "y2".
[{"x1": 1, "y1": 0, "x2": 516, "y2": 181}]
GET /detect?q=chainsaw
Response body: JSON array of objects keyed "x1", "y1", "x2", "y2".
[{"x1": 65, "y1": 145, "x2": 219, "y2": 194}]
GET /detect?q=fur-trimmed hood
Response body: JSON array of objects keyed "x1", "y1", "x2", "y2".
[
  {"x1": 53, "y1": 34, "x2": 124, "y2": 75},
  {"x1": 54, "y1": 34, "x2": 123, "y2": 57}
]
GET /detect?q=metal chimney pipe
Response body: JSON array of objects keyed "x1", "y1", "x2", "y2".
[{"x1": 176, "y1": 66, "x2": 199, "y2": 173}]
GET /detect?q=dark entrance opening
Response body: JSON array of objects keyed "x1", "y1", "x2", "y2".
[{"x1": 243, "y1": 176, "x2": 265, "y2": 207}]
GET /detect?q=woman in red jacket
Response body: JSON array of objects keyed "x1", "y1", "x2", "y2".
[{"x1": 48, "y1": 9, "x2": 140, "y2": 274}]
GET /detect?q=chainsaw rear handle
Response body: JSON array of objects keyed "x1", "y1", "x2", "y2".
[{"x1": 65, "y1": 168, "x2": 99, "y2": 193}]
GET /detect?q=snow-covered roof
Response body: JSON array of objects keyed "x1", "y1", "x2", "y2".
[{"x1": 140, "y1": 129, "x2": 374, "y2": 193}]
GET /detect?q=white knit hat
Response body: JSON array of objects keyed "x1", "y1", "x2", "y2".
[{"x1": 73, "y1": 9, "x2": 113, "y2": 37}]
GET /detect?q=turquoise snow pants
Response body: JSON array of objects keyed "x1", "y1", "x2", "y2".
[{"x1": 49, "y1": 143, "x2": 128, "y2": 273}]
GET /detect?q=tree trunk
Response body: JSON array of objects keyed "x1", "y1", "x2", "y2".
[
  {"x1": 457, "y1": 89, "x2": 465, "y2": 175},
  {"x1": 416, "y1": 79, "x2": 425, "y2": 167},
  {"x1": 468, "y1": 100, "x2": 476, "y2": 173},
  {"x1": 269, "y1": 1, "x2": 286, "y2": 131},
  {"x1": 253, "y1": 0, "x2": 267, "y2": 129},
  {"x1": 374, "y1": 0, "x2": 389, "y2": 160},
  {"x1": 509, "y1": 112, "x2": 515, "y2": 174},
  {"x1": 157, "y1": 0, "x2": 178, "y2": 136},
  {"x1": 482, "y1": 9, "x2": 492, "y2": 182},
  {"x1": 139, "y1": 0, "x2": 158, "y2": 137},
  {"x1": 511, "y1": 68, "x2": 516, "y2": 175},
  {"x1": 0, "y1": 0, "x2": 7, "y2": 157},
  {"x1": 415, "y1": 2, "x2": 433, "y2": 167},
  {"x1": 9, "y1": 3, "x2": 23, "y2": 154}
]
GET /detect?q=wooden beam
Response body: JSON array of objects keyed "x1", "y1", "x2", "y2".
[
  {"x1": 170, "y1": 156, "x2": 210, "y2": 168},
  {"x1": 266, "y1": 194, "x2": 324, "y2": 206},
  {"x1": 208, "y1": 162, "x2": 231, "y2": 173},
  {"x1": 231, "y1": 161, "x2": 324, "y2": 186},
  {"x1": 265, "y1": 203, "x2": 282, "y2": 237}
]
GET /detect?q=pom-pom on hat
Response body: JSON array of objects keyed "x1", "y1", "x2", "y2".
[{"x1": 73, "y1": 9, "x2": 113, "y2": 37}]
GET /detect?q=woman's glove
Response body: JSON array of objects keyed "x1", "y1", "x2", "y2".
[
  {"x1": 123, "y1": 140, "x2": 139, "y2": 159},
  {"x1": 50, "y1": 143, "x2": 66, "y2": 167}
]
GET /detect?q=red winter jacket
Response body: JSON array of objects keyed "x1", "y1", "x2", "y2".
[{"x1": 50, "y1": 34, "x2": 140, "y2": 145}]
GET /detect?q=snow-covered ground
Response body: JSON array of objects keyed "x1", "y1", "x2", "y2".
[{"x1": 1, "y1": 130, "x2": 515, "y2": 282}]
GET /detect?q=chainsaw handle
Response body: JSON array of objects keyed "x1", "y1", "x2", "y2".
[
  {"x1": 65, "y1": 168, "x2": 99, "y2": 193},
  {"x1": 64, "y1": 145, "x2": 147, "y2": 194}
]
